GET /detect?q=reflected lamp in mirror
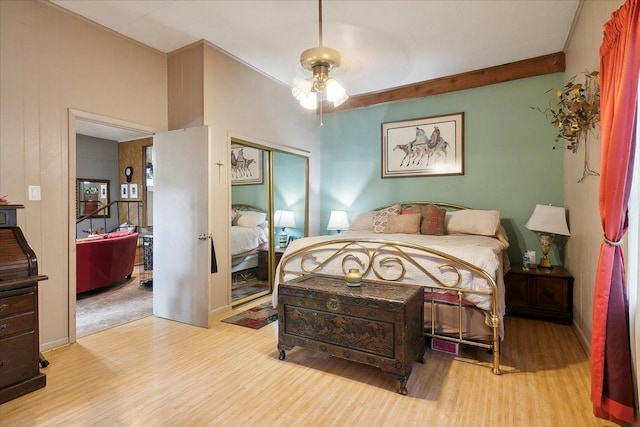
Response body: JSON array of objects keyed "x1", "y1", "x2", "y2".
[
  {"x1": 274, "y1": 210, "x2": 296, "y2": 248},
  {"x1": 525, "y1": 204, "x2": 571, "y2": 268},
  {"x1": 327, "y1": 210, "x2": 349, "y2": 233}
]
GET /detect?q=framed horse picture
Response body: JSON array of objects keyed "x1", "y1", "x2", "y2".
[
  {"x1": 381, "y1": 113, "x2": 464, "y2": 178},
  {"x1": 231, "y1": 144, "x2": 264, "y2": 185}
]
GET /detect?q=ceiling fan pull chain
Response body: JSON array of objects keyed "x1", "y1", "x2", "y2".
[{"x1": 320, "y1": 91, "x2": 324, "y2": 127}]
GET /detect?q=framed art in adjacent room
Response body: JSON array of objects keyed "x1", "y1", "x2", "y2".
[
  {"x1": 129, "y1": 183, "x2": 138, "y2": 199},
  {"x1": 381, "y1": 112, "x2": 464, "y2": 178},
  {"x1": 231, "y1": 144, "x2": 263, "y2": 185}
]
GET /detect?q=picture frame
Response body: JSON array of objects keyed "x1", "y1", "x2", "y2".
[
  {"x1": 231, "y1": 144, "x2": 264, "y2": 185},
  {"x1": 76, "y1": 178, "x2": 110, "y2": 219},
  {"x1": 129, "y1": 183, "x2": 138, "y2": 199},
  {"x1": 121, "y1": 184, "x2": 129, "y2": 199},
  {"x1": 381, "y1": 112, "x2": 464, "y2": 178}
]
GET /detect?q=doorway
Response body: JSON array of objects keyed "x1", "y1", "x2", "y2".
[{"x1": 69, "y1": 110, "x2": 157, "y2": 342}]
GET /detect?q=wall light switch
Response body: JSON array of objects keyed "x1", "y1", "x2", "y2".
[{"x1": 28, "y1": 185, "x2": 41, "y2": 201}]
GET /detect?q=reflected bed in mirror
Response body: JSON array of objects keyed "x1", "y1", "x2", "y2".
[{"x1": 231, "y1": 204, "x2": 270, "y2": 304}]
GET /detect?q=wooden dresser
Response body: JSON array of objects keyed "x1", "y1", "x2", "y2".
[
  {"x1": 277, "y1": 274, "x2": 425, "y2": 395},
  {"x1": 0, "y1": 205, "x2": 48, "y2": 404}
]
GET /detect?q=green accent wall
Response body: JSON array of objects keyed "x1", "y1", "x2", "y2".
[{"x1": 319, "y1": 73, "x2": 567, "y2": 264}]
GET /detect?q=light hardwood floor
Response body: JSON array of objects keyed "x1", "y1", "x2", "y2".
[{"x1": 0, "y1": 299, "x2": 611, "y2": 426}]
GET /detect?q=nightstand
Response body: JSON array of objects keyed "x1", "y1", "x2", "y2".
[
  {"x1": 257, "y1": 247, "x2": 285, "y2": 281},
  {"x1": 505, "y1": 265, "x2": 574, "y2": 324}
]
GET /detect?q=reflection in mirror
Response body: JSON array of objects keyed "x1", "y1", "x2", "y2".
[
  {"x1": 231, "y1": 143, "x2": 270, "y2": 306},
  {"x1": 229, "y1": 138, "x2": 309, "y2": 307},
  {"x1": 273, "y1": 152, "x2": 307, "y2": 248},
  {"x1": 77, "y1": 178, "x2": 110, "y2": 218}
]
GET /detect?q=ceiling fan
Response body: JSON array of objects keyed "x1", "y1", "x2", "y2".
[{"x1": 291, "y1": 0, "x2": 348, "y2": 110}]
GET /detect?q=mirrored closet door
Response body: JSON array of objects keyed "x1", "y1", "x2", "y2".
[{"x1": 230, "y1": 138, "x2": 308, "y2": 306}]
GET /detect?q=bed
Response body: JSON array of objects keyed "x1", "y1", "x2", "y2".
[
  {"x1": 231, "y1": 204, "x2": 269, "y2": 273},
  {"x1": 272, "y1": 202, "x2": 510, "y2": 374}
]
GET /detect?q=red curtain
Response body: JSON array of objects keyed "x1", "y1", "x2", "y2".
[{"x1": 592, "y1": 0, "x2": 639, "y2": 424}]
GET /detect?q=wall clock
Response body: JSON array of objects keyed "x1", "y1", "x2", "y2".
[{"x1": 124, "y1": 166, "x2": 133, "y2": 183}]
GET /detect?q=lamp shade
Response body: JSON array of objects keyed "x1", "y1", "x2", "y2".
[
  {"x1": 525, "y1": 205, "x2": 570, "y2": 236},
  {"x1": 327, "y1": 210, "x2": 349, "y2": 231},
  {"x1": 274, "y1": 210, "x2": 296, "y2": 229}
]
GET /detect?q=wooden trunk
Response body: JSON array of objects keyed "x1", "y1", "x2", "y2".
[{"x1": 277, "y1": 274, "x2": 425, "y2": 395}]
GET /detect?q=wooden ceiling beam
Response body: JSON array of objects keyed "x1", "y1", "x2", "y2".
[{"x1": 324, "y1": 52, "x2": 565, "y2": 113}]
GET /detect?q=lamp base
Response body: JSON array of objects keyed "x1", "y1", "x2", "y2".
[
  {"x1": 279, "y1": 232, "x2": 288, "y2": 248},
  {"x1": 538, "y1": 256, "x2": 552, "y2": 268}
]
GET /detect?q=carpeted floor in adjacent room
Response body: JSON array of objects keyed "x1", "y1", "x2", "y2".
[{"x1": 76, "y1": 267, "x2": 153, "y2": 337}]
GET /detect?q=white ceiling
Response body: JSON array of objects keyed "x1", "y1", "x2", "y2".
[{"x1": 52, "y1": 0, "x2": 580, "y2": 97}]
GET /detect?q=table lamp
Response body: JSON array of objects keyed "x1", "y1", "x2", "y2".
[
  {"x1": 525, "y1": 204, "x2": 570, "y2": 268},
  {"x1": 274, "y1": 210, "x2": 296, "y2": 248},
  {"x1": 327, "y1": 210, "x2": 349, "y2": 233}
]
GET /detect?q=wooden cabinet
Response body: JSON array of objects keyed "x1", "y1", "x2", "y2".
[
  {"x1": 505, "y1": 265, "x2": 573, "y2": 324},
  {"x1": 257, "y1": 248, "x2": 284, "y2": 281},
  {"x1": 0, "y1": 278, "x2": 46, "y2": 404},
  {"x1": 0, "y1": 205, "x2": 48, "y2": 404}
]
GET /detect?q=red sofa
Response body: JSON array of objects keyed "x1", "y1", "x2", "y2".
[{"x1": 76, "y1": 231, "x2": 138, "y2": 294}]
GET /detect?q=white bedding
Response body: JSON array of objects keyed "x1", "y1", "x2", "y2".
[
  {"x1": 272, "y1": 230, "x2": 509, "y2": 336},
  {"x1": 231, "y1": 224, "x2": 268, "y2": 256}
]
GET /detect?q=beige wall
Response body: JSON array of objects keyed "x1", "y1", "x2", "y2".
[
  {"x1": 203, "y1": 42, "x2": 320, "y2": 313},
  {"x1": 563, "y1": 0, "x2": 622, "y2": 350},
  {"x1": 167, "y1": 42, "x2": 320, "y2": 314},
  {"x1": 168, "y1": 43, "x2": 205, "y2": 130},
  {"x1": 0, "y1": 1, "x2": 168, "y2": 348}
]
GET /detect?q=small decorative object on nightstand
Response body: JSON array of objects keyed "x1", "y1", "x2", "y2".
[{"x1": 505, "y1": 264, "x2": 574, "y2": 324}]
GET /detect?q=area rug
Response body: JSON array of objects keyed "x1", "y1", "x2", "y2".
[
  {"x1": 232, "y1": 284, "x2": 269, "y2": 302},
  {"x1": 221, "y1": 302, "x2": 278, "y2": 329},
  {"x1": 76, "y1": 271, "x2": 153, "y2": 337}
]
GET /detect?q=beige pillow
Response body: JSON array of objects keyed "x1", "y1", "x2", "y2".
[
  {"x1": 372, "y1": 204, "x2": 401, "y2": 233},
  {"x1": 445, "y1": 209, "x2": 501, "y2": 236},
  {"x1": 349, "y1": 211, "x2": 374, "y2": 231},
  {"x1": 412, "y1": 204, "x2": 446, "y2": 235},
  {"x1": 386, "y1": 213, "x2": 421, "y2": 234}
]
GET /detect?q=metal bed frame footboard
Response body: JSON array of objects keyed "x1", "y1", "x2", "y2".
[{"x1": 278, "y1": 238, "x2": 502, "y2": 375}]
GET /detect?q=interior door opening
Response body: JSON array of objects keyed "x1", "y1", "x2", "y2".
[{"x1": 70, "y1": 112, "x2": 155, "y2": 342}]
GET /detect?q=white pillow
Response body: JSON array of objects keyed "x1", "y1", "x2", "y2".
[
  {"x1": 445, "y1": 209, "x2": 500, "y2": 236},
  {"x1": 235, "y1": 211, "x2": 267, "y2": 228}
]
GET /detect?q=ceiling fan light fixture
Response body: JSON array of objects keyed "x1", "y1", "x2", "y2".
[
  {"x1": 292, "y1": 79, "x2": 318, "y2": 109},
  {"x1": 300, "y1": 90, "x2": 319, "y2": 109},
  {"x1": 293, "y1": 0, "x2": 347, "y2": 111},
  {"x1": 325, "y1": 78, "x2": 347, "y2": 104}
]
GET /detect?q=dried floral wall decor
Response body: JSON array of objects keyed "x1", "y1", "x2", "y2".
[{"x1": 532, "y1": 71, "x2": 601, "y2": 182}]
